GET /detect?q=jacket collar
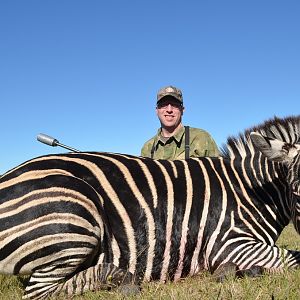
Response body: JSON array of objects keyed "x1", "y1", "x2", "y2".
[{"x1": 156, "y1": 126, "x2": 185, "y2": 144}]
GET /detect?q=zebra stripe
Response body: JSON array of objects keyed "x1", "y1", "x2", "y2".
[{"x1": 190, "y1": 159, "x2": 211, "y2": 275}]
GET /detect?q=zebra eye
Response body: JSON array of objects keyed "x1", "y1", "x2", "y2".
[
  {"x1": 282, "y1": 143, "x2": 293, "y2": 152},
  {"x1": 292, "y1": 181, "x2": 300, "y2": 196}
]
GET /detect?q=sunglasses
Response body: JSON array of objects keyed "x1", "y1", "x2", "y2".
[{"x1": 157, "y1": 101, "x2": 183, "y2": 109}]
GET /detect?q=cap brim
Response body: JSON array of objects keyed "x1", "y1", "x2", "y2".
[{"x1": 157, "y1": 94, "x2": 183, "y2": 103}]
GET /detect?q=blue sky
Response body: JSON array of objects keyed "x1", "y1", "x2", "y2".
[{"x1": 0, "y1": 1, "x2": 299, "y2": 174}]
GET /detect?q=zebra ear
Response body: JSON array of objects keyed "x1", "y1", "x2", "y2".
[{"x1": 250, "y1": 132, "x2": 290, "y2": 162}]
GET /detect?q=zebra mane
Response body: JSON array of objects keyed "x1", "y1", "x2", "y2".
[{"x1": 221, "y1": 115, "x2": 300, "y2": 159}]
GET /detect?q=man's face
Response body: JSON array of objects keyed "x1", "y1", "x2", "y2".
[{"x1": 156, "y1": 97, "x2": 184, "y2": 129}]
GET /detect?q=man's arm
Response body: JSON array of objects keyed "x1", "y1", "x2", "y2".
[{"x1": 141, "y1": 138, "x2": 154, "y2": 158}]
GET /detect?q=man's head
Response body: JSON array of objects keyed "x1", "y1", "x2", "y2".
[{"x1": 156, "y1": 86, "x2": 184, "y2": 135}]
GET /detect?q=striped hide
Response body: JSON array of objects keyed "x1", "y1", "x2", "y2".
[{"x1": 0, "y1": 115, "x2": 300, "y2": 299}]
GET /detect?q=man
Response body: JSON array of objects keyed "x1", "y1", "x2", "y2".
[{"x1": 141, "y1": 85, "x2": 219, "y2": 160}]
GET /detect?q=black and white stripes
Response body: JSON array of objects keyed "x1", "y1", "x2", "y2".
[{"x1": 0, "y1": 115, "x2": 300, "y2": 299}]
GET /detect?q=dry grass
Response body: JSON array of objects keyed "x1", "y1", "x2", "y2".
[{"x1": 1, "y1": 224, "x2": 299, "y2": 299}]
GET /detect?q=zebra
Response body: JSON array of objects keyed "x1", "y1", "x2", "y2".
[{"x1": 0, "y1": 115, "x2": 300, "y2": 299}]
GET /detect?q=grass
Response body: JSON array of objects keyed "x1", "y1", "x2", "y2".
[{"x1": 1, "y1": 224, "x2": 299, "y2": 299}]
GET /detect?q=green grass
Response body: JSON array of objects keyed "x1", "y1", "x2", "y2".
[{"x1": 1, "y1": 224, "x2": 299, "y2": 299}]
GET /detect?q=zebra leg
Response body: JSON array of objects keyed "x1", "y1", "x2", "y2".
[
  {"x1": 24, "y1": 263, "x2": 139, "y2": 299},
  {"x1": 237, "y1": 247, "x2": 300, "y2": 273},
  {"x1": 213, "y1": 246, "x2": 300, "y2": 283},
  {"x1": 22, "y1": 250, "x2": 98, "y2": 299},
  {"x1": 52, "y1": 262, "x2": 139, "y2": 297}
]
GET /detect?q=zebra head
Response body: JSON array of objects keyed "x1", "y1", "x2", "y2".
[{"x1": 250, "y1": 132, "x2": 300, "y2": 232}]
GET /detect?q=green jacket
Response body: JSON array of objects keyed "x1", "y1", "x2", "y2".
[{"x1": 141, "y1": 126, "x2": 220, "y2": 160}]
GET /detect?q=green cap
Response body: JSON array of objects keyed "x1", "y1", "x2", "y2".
[{"x1": 157, "y1": 86, "x2": 183, "y2": 103}]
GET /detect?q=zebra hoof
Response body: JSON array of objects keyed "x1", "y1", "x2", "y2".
[
  {"x1": 213, "y1": 262, "x2": 238, "y2": 282},
  {"x1": 117, "y1": 284, "x2": 141, "y2": 296},
  {"x1": 236, "y1": 266, "x2": 264, "y2": 278}
]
